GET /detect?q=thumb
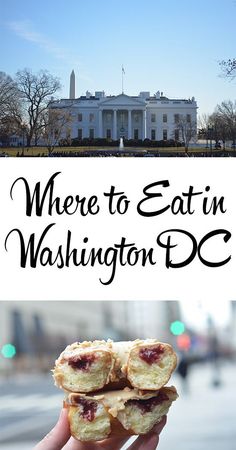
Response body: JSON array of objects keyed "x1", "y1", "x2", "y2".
[{"x1": 34, "y1": 408, "x2": 71, "y2": 450}]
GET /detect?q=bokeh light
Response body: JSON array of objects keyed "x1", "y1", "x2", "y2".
[
  {"x1": 1, "y1": 343, "x2": 16, "y2": 358},
  {"x1": 177, "y1": 333, "x2": 191, "y2": 350},
  {"x1": 170, "y1": 320, "x2": 185, "y2": 336}
]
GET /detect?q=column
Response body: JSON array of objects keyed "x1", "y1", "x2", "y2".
[
  {"x1": 142, "y1": 109, "x2": 147, "y2": 140},
  {"x1": 113, "y1": 109, "x2": 117, "y2": 140},
  {"x1": 98, "y1": 109, "x2": 103, "y2": 138},
  {"x1": 128, "y1": 110, "x2": 132, "y2": 139}
]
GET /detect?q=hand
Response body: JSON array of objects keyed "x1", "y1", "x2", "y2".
[{"x1": 34, "y1": 408, "x2": 167, "y2": 450}]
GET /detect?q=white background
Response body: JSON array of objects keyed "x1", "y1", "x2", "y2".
[{"x1": 0, "y1": 158, "x2": 235, "y2": 301}]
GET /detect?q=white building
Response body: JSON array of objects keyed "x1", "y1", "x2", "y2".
[{"x1": 50, "y1": 71, "x2": 197, "y2": 143}]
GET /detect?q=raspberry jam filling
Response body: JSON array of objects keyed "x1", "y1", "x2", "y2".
[
  {"x1": 139, "y1": 345, "x2": 165, "y2": 365},
  {"x1": 127, "y1": 392, "x2": 169, "y2": 414},
  {"x1": 77, "y1": 398, "x2": 97, "y2": 422},
  {"x1": 68, "y1": 354, "x2": 96, "y2": 371}
]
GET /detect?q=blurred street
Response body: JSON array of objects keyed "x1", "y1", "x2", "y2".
[{"x1": 0, "y1": 361, "x2": 235, "y2": 450}]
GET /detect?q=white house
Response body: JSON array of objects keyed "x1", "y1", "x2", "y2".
[{"x1": 50, "y1": 71, "x2": 197, "y2": 142}]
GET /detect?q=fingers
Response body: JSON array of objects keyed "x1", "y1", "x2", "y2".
[
  {"x1": 128, "y1": 434, "x2": 159, "y2": 450},
  {"x1": 63, "y1": 435, "x2": 131, "y2": 450},
  {"x1": 149, "y1": 415, "x2": 167, "y2": 435},
  {"x1": 63, "y1": 438, "x2": 97, "y2": 450},
  {"x1": 97, "y1": 436, "x2": 132, "y2": 450},
  {"x1": 34, "y1": 408, "x2": 71, "y2": 450},
  {"x1": 127, "y1": 416, "x2": 167, "y2": 450}
]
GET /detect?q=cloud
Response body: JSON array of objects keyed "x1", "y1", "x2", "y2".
[
  {"x1": 7, "y1": 20, "x2": 70, "y2": 61},
  {"x1": 6, "y1": 20, "x2": 94, "y2": 84}
]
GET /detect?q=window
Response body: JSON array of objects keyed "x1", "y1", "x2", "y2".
[
  {"x1": 151, "y1": 113, "x2": 156, "y2": 123},
  {"x1": 106, "y1": 129, "x2": 111, "y2": 139},
  {"x1": 134, "y1": 129, "x2": 139, "y2": 139},
  {"x1": 151, "y1": 129, "x2": 156, "y2": 140},
  {"x1": 106, "y1": 113, "x2": 112, "y2": 123},
  {"x1": 174, "y1": 129, "x2": 179, "y2": 141},
  {"x1": 89, "y1": 113, "x2": 94, "y2": 122},
  {"x1": 187, "y1": 114, "x2": 191, "y2": 123},
  {"x1": 163, "y1": 114, "x2": 167, "y2": 123},
  {"x1": 134, "y1": 113, "x2": 139, "y2": 123},
  {"x1": 78, "y1": 113, "x2": 82, "y2": 122},
  {"x1": 89, "y1": 128, "x2": 94, "y2": 139},
  {"x1": 163, "y1": 129, "x2": 167, "y2": 140},
  {"x1": 174, "y1": 114, "x2": 179, "y2": 123},
  {"x1": 78, "y1": 129, "x2": 83, "y2": 140}
]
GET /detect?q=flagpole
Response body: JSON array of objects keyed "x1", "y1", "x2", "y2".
[
  {"x1": 122, "y1": 65, "x2": 125, "y2": 94},
  {"x1": 122, "y1": 66, "x2": 123, "y2": 94}
]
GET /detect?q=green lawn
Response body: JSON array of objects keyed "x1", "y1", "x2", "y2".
[{"x1": 0, "y1": 146, "x2": 232, "y2": 157}]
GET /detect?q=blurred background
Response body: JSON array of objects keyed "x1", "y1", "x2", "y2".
[{"x1": 0, "y1": 300, "x2": 236, "y2": 450}]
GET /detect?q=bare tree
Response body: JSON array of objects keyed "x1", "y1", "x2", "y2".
[
  {"x1": 174, "y1": 114, "x2": 197, "y2": 151},
  {"x1": 15, "y1": 69, "x2": 61, "y2": 146},
  {"x1": 208, "y1": 112, "x2": 228, "y2": 146},
  {"x1": 0, "y1": 72, "x2": 18, "y2": 118},
  {"x1": 41, "y1": 107, "x2": 72, "y2": 153},
  {"x1": 198, "y1": 102, "x2": 236, "y2": 150},
  {"x1": 220, "y1": 58, "x2": 236, "y2": 79},
  {"x1": 0, "y1": 72, "x2": 22, "y2": 141},
  {"x1": 197, "y1": 113, "x2": 211, "y2": 140},
  {"x1": 216, "y1": 100, "x2": 236, "y2": 145}
]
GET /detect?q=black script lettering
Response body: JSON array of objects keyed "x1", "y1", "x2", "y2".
[
  {"x1": 202, "y1": 186, "x2": 226, "y2": 215},
  {"x1": 137, "y1": 180, "x2": 170, "y2": 217},
  {"x1": 172, "y1": 186, "x2": 203, "y2": 215},
  {"x1": 114, "y1": 237, "x2": 156, "y2": 267},
  {"x1": 138, "y1": 182, "x2": 205, "y2": 217},
  {"x1": 198, "y1": 229, "x2": 231, "y2": 267},
  {"x1": 10, "y1": 172, "x2": 100, "y2": 217},
  {"x1": 81, "y1": 237, "x2": 155, "y2": 285},
  {"x1": 157, "y1": 229, "x2": 197, "y2": 268},
  {"x1": 104, "y1": 186, "x2": 130, "y2": 214},
  {"x1": 39, "y1": 246, "x2": 65, "y2": 268},
  {"x1": 5, "y1": 223, "x2": 56, "y2": 267}
]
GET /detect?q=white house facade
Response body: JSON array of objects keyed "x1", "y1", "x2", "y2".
[{"x1": 50, "y1": 72, "x2": 198, "y2": 142}]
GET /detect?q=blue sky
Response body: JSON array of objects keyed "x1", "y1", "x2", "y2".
[{"x1": 1, "y1": 0, "x2": 235, "y2": 115}]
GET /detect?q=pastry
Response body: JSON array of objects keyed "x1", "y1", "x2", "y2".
[
  {"x1": 53, "y1": 339, "x2": 177, "y2": 392},
  {"x1": 66, "y1": 386, "x2": 178, "y2": 442}
]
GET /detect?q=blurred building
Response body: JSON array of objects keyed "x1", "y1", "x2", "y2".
[
  {"x1": 0, "y1": 300, "x2": 181, "y2": 373},
  {"x1": 110, "y1": 301, "x2": 180, "y2": 342},
  {"x1": 231, "y1": 301, "x2": 236, "y2": 349}
]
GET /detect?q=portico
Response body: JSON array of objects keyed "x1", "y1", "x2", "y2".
[{"x1": 98, "y1": 94, "x2": 147, "y2": 140}]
